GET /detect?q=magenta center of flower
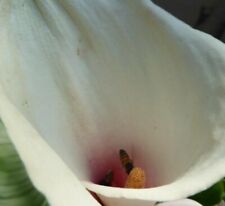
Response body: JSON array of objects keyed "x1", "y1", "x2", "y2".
[
  {"x1": 87, "y1": 148, "x2": 157, "y2": 188},
  {"x1": 89, "y1": 149, "x2": 127, "y2": 187}
]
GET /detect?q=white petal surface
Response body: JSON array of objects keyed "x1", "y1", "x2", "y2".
[
  {"x1": 0, "y1": 87, "x2": 100, "y2": 206},
  {"x1": 158, "y1": 199, "x2": 202, "y2": 206},
  {"x1": 0, "y1": 0, "x2": 225, "y2": 206}
]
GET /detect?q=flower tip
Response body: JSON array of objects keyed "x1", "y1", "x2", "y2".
[{"x1": 125, "y1": 167, "x2": 146, "y2": 189}]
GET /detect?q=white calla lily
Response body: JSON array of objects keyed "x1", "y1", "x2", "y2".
[{"x1": 0, "y1": 0, "x2": 225, "y2": 206}]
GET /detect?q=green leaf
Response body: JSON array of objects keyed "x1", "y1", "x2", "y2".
[
  {"x1": 0, "y1": 120, "x2": 49, "y2": 206},
  {"x1": 189, "y1": 180, "x2": 224, "y2": 206}
]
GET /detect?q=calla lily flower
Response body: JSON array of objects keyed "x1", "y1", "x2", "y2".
[{"x1": 0, "y1": 0, "x2": 225, "y2": 206}]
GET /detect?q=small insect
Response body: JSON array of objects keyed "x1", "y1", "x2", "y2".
[
  {"x1": 119, "y1": 149, "x2": 146, "y2": 189},
  {"x1": 99, "y1": 170, "x2": 114, "y2": 186},
  {"x1": 119, "y1": 149, "x2": 134, "y2": 174}
]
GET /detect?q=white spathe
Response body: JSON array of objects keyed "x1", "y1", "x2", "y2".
[{"x1": 0, "y1": 0, "x2": 225, "y2": 206}]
